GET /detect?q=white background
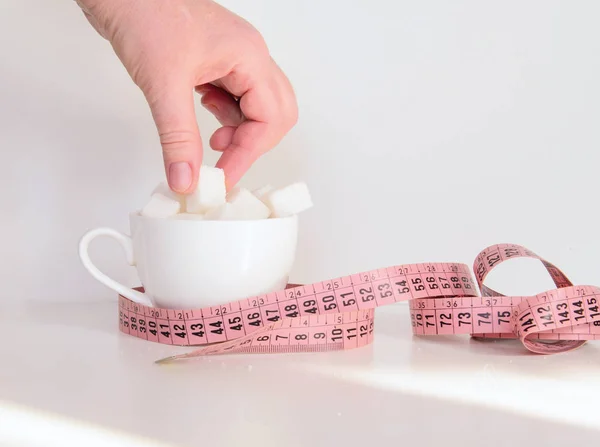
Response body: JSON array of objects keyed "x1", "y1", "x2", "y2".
[
  {"x1": 2, "y1": 2, "x2": 600, "y2": 446},
  {"x1": 1, "y1": 0, "x2": 599, "y2": 302}
]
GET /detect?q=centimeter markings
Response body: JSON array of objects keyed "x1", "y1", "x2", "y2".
[
  {"x1": 118, "y1": 261, "x2": 476, "y2": 346},
  {"x1": 409, "y1": 288, "x2": 600, "y2": 340},
  {"x1": 115, "y1": 243, "x2": 600, "y2": 361}
]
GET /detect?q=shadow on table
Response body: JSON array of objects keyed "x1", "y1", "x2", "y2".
[
  {"x1": 2, "y1": 354, "x2": 599, "y2": 447},
  {"x1": 371, "y1": 306, "x2": 600, "y2": 380}
]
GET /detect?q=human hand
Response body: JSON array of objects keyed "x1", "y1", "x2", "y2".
[{"x1": 76, "y1": 0, "x2": 298, "y2": 192}]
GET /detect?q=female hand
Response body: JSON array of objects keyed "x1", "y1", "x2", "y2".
[{"x1": 76, "y1": 0, "x2": 298, "y2": 192}]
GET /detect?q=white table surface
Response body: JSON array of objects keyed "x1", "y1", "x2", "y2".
[{"x1": 2, "y1": 298, "x2": 600, "y2": 447}]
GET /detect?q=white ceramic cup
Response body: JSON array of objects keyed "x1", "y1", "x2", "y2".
[{"x1": 78, "y1": 212, "x2": 298, "y2": 309}]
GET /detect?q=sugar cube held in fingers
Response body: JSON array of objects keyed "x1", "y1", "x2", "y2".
[
  {"x1": 186, "y1": 166, "x2": 226, "y2": 214},
  {"x1": 264, "y1": 182, "x2": 313, "y2": 217}
]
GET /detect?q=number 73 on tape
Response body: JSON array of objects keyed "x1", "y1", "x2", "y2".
[{"x1": 113, "y1": 243, "x2": 600, "y2": 363}]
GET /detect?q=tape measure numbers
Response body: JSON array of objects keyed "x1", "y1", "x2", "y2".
[{"x1": 115, "y1": 244, "x2": 600, "y2": 363}]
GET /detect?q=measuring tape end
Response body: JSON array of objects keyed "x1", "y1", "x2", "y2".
[
  {"x1": 154, "y1": 354, "x2": 186, "y2": 365},
  {"x1": 154, "y1": 357, "x2": 175, "y2": 365}
]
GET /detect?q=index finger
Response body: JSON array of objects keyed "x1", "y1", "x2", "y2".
[{"x1": 215, "y1": 65, "x2": 298, "y2": 189}]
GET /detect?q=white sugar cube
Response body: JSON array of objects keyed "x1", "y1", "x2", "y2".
[
  {"x1": 227, "y1": 187, "x2": 272, "y2": 220},
  {"x1": 141, "y1": 193, "x2": 181, "y2": 218},
  {"x1": 252, "y1": 184, "x2": 274, "y2": 202},
  {"x1": 204, "y1": 187, "x2": 272, "y2": 221},
  {"x1": 172, "y1": 213, "x2": 205, "y2": 221},
  {"x1": 264, "y1": 182, "x2": 313, "y2": 217},
  {"x1": 186, "y1": 165, "x2": 226, "y2": 214},
  {"x1": 204, "y1": 203, "x2": 238, "y2": 220},
  {"x1": 152, "y1": 181, "x2": 186, "y2": 211}
]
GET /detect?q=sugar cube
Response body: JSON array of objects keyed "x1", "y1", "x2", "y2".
[
  {"x1": 186, "y1": 166, "x2": 226, "y2": 214},
  {"x1": 141, "y1": 193, "x2": 181, "y2": 218},
  {"x1": 252, "y1": 184, "x2": 274, "y2": 202},
  {"x1": 227, "y1": 187, "x2": 272, "y2": 220},
  {"x1": 152, "y1": 181, "x2": 186, "y2": 211},
  {"x1": 172, "y1": 213, "x2": 205, "y2": 220},
  {"x1": 264, "y1": 182, "x2": 313, "y2": 217},
  {"x1": 204, "y1": 203, "x2": 238, "y2": 220}
]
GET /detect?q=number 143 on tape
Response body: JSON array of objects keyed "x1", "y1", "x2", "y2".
[{"x1": 114, "y1": 243, "x2": 600, "y2": 362}]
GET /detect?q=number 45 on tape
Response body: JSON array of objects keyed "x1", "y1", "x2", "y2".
[{"x1": 114, "y1": 244, "x2": 600, "y2": 363}]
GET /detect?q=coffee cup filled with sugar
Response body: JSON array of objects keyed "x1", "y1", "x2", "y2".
[{"x1": 79, "y1": 166, "x2": 313, "y2": 310}]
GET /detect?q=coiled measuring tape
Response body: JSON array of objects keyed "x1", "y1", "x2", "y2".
[{"x1": 116, "y1": 243, "x2": 600, "y2": 363}]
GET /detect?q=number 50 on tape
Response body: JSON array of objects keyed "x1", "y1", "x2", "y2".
[{"x1": 114, "y1": 244, "x2": 600, "y2": 363}]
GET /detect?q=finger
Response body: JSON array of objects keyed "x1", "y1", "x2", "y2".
[
  {"x1": 209, "y1": 126, "x2": 236, "y2": 152},
  {"x1": 145, "y1": 83, "x2": 203, "y2": 194},
  {"x1": 215, "y1": 121, "x2": 270, "y2": 190},
  {"x1": 216, "y1": 66, "x2": 298, "y2": 189},
  {"x1": 77, "y1": 6, "x2": 108, "y2": 38},
  {"x1": 195, "y1": 85, "x2": 245, "y2": 128}
]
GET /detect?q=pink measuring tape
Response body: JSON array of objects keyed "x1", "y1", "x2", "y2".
[{"x1": 116, "y1": 243, "x2": 600, "y2": 363}]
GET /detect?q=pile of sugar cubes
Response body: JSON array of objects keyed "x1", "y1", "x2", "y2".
[{"x1": 141, "y1": 166, "x2": 313, "y2": 220}]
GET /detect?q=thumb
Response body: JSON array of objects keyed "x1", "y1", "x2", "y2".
[{"x1": 145, "y1": 84, "x2": 203, "y2": 194}]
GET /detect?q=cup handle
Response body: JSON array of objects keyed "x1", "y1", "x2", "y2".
[{"x1": 78, "y1": 227, "x2": 153, "y2": 307}]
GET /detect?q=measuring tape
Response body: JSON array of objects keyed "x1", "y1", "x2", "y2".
[{"x1": 116, "y1": 243, "x2": 600, "y2": 363}]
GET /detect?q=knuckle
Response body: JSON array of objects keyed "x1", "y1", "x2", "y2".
[
  {"x1": 140, "y1": 72, "x2": 176, "y2": 101},
  {"x1": 244, "y1": 30, "x2": 270, "y2": 60},
  {"x1": 250, "y1": 31, "x2": 268, "y2": 50},
  {"x1": 278, "y1": 101, "x2": 298, "y2": 131},
  {"x1": 286, "y1": 103, "x2": 299, "y2": 128},
  {"x1": 159, "y1": 130, "x2": 198, "y2": 155}
]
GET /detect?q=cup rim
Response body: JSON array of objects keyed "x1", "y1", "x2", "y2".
[{"x1": 129, "y1": 210, "x2": 298, "y2": 224}]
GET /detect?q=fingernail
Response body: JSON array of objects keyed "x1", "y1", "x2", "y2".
[
  {"x1": 203, "y1": 102, "x2": 219, "y2": 114},
  {"x1": 168, "y1": 162, "x2": 192, "y2": 192}
]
